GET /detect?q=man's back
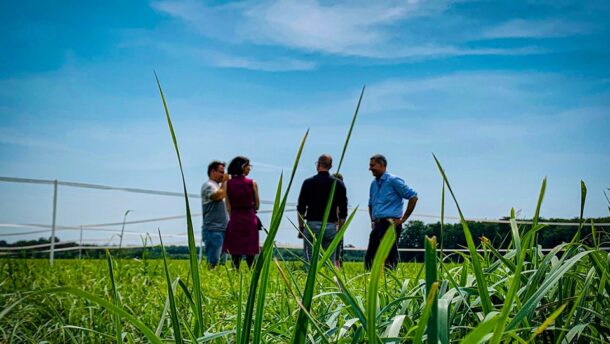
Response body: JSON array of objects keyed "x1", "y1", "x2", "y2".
[{"x1": 297, "y1": 172, "x2": 347, "y2": 223}]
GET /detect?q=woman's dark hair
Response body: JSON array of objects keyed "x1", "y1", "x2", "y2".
[{"x1": 227, "y1": 156, "x2": 250, "y2": 176}]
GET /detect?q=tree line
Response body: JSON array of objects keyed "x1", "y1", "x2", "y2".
[{"x1": 2, "y1": 216, "x2": 608, "y2": 261}]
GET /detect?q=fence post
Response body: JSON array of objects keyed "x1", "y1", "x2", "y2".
[
  {"x1": 50, "y1": 180, "x2": 58, "y2": 266},
  {"x1": 79, "y1": 225, "x2": 83, "y2": 259}
]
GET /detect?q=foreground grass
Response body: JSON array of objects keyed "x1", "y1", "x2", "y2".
[{"x1": 0, "y1": 259, "x2": 422, "y2": 342}]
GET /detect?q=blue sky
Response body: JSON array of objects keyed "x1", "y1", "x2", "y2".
[{"x1": 1, "y1": 0, "x2": 609, "y2": 248}]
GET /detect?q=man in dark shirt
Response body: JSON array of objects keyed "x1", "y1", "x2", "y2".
[{"x1": 297, "y1": 154, "x2": 348, "y2": 263}]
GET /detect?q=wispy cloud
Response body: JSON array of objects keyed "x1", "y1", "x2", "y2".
[
  {"x1": 483, "y1": 19, "x2": 591, "y2": 39},
  {"x1": 151, "y1": 0, "x2": 541, "y2": 59},
  {"x1": 205, "y1": 51, "x2": 316, "y2": 72}
]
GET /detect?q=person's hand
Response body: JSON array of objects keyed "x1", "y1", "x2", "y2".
[
  {"x1": 222, "y1": 173, "x2": 230, "y2": 182},
  {"x1": 392, "y1": 218, "x2": 405, "y2": 226}
]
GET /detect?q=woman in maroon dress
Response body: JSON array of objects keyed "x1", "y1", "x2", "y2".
[{"x1": 222, "y1": 156, "x2": 260, "y2": 269}]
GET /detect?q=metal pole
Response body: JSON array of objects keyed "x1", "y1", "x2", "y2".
[
  {"x1": 78, "y1": 225, "x2": 83, "y2": 259},
  {"x1": 50, "y1": 180, "x2": 58, "y2": 266}
]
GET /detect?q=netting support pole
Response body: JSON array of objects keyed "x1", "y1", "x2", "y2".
[
  {"x1": 49, "y1": 180, "x2": 58, "y2": 266},
  {"x1": 79, "y1": 225, "x2": 83, "y2": 259}
]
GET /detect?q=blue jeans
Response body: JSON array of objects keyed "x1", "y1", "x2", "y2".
[
  {"x1": 303, "y1": 221, "x2": 337, "y2": 263},
  {"x1": 202, "y1": 229, "x2": 225, "y2": 266}
]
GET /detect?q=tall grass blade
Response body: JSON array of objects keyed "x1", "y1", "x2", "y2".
[
  {"x1": 158, "y1": 229, "x2": 182, "y2": 344},
  {"x1": 106, "y1": 250, "x2": 122, "y2": 344},
  {"x1": 366, "y1": 222, "x2": 396, "y2": 343},
  {"x1": 438, "y1": 299, "x2": 450, "y2": 344},
  {"x1": 490, "y1": 209, "x2": 526, "y2": 344},
  {"x1": 460, "y1": 314, "x2": 500, "y2": 344},
  {"x1": 424, "y1": 236, "x2": 438, "y2": 344},
  {"x1": 292, "y1": 85, "x2": 365, "y2": 344},
  {"x1": 531, "y1": 177, "x2": 546, "y2": 229},
  {"x1": 241, "y1": 130, "x2": 308, "y2": 344},
  {"x1": 440, "y1": 180, "x2": 446, "y2": 264},
  {"x1": 317, "y1": 206, "x2": 358, "y2": 270},
  {"x1": 527, "y1": 303, "x2": 567, "y2": 343},
  {"x1": 571, "y1": 180, "x2": 587, "y2": 244},
  {"x1": 5, "y1": 287, "x2": 163, "y2": 344},
  {"x1": 413, "y1": 282, "x2": 439, "y2": 344},
  {"x1": 507, "y1": 250, "x2": 592, "y2": 330},
  {"x1": 432, "y1": 154, "x2": 493, "y2": 314},
  {"x1": 154, "y1": 72, "x2": 204, "y2": 336}
]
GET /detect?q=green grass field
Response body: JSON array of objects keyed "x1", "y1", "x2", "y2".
[{"x1": 0, "y1": 259, "x2": 424, "y2": 342}]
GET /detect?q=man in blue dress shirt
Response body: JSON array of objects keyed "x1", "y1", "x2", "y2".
[{"x1": 366, "y1": 154, "x2": 418, "y2": 270}]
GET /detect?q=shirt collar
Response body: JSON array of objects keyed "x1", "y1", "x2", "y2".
[
  {"x1": 207, "y1": 179, "x2": 220, "y2": 187},
  {"x1": 376, "y1": 172, "x2": 389, "y2": 181}
]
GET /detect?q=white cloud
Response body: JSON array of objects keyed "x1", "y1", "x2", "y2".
[
  {"x1": 483, "y1": 19, "x2": 591, "y2": 39},
  {"x1": 205, "y1": 51, "x2": 316, "y2": 71},
  {"x1": 151, "y1": 0, "x2": 540, "y2": 59}
]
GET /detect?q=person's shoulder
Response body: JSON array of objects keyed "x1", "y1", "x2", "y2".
[
  {"x1": 387, "y1": 173, "x2": 403, "y2": 182},
  {"x1": 303, "y1": 175, "x2": 316, "y2": 184}
]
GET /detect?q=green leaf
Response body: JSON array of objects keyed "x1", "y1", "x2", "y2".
[
  {"x1": 413, "y1": 282, "x2": 439, "y2": 344},
  {"x1": 367, "y1": 224, "x2": 397, "y2": 343},
  {"x1": 460, "y1": 314, "x2": 500, "y2": 344},
  {"x1": 432, "y1": 154, "x2": 493, "y2": 315},
  {"x1": 292, "y1": 85, "x2": 365, "y2": 344},
  {"x1": 241, "y1": 129, "x2": 308, "y2": 344},
  {"x1": 154, "y1": 72, "x2": 204, "y2": 336},
  {"x1": 158, "y1": 229, "x2": 182, "y2": 344},
  {"x1": 507, "y1": 250, "x2": 592, "y2": 330},
  {"x1": 527, "y1": 303, "x2": 567, "y2": 343},
  {"x1": 106, "y1": 250, "x2": 122, "y2": 344},
  {"x1": 424, "y1": 236, "x2": 438, "y2": 344},
  {"x1": 6, "y1": 287, "x2": 163, "y2": 344}
]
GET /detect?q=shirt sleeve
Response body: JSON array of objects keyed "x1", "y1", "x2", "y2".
[
  {"x1": 391, "y1": 176, "x2": 417, "y2": 200},
  {"x1": 201, "y1": 182, "x2": 218, "y2": 204}
]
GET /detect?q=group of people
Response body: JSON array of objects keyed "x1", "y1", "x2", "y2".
[{"x1": 201, "y1": 154, "x2": 418, "y2": 270}]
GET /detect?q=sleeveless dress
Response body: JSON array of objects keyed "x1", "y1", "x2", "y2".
[{"x1": 222, "y1": 176, "x2": 260, "y2": 255}]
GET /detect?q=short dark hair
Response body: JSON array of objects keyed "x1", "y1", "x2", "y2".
[
  {"x1": 317, "y1": 154, "x2": 332, "y2": 169},
  {"x1": 207, "y1": 161, "x2": 225, "y2": 177},
  {"x1": 370, "y1": 154, "x2": 387, "y2": 167},
  {"x1": 228, "y1": 156, "x2": 250, "y2": 176}
]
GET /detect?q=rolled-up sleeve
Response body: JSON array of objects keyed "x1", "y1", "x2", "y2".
[{"x1": 391, "y1": 176, "x2": 417, "y2": 200}]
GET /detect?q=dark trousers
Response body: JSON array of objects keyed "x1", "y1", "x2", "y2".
[
  {"x1": 231, "y1": 255, "x2": 255, "y2": 270},
  {"x1": 364, "y1": 220, "x2": 401, "y2": 270}
]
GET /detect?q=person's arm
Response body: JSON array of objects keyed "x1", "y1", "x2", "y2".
[
  {"x1": 394, "y1": 196, "x2": 418, "y2": 226},
  {"x1": 253, "y1": 180, "x2": 260, "y2": 211},
  {"x1": 223, "y1": 178, "x2": 231, "y2": 215},
  {"x1": 391, "y1": 177, "x2": 418, "y2": 226},
  {"x1": 210, "y1": 174, "x2": 229, "y2": 201}
]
